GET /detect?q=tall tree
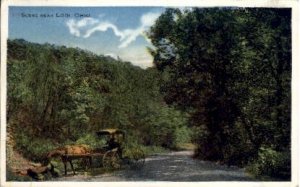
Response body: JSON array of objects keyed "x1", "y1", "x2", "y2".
[{"x1": 148, "y1": 8, "x2": 291, "y2": 165}]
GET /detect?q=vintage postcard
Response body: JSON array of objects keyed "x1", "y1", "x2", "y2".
[{"x1": 1, "y1": 0, "x2": 299, "y2": 187}]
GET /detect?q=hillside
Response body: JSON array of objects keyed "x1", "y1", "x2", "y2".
[
  {"x1": 6, "y1": 7, "x2": 292, "y2": 181},
  {"x1": 6, "y1": 39, "x2": 191, "y2": 179}
]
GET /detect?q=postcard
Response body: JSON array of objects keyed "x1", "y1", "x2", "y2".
[{"x1": 1, "y1": 0, "x2": 299, "y2": 187}]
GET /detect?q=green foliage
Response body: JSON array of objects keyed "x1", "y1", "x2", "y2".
[
  {"x1": 247, "y1": 147, "x2": 291, "y2": 180},
  {"x1": 140, "y1": 146, "x2": 168, "y2": 156},
  {"x1": 7, "y1": 8, "x2": 291, "y2": 181},
  {"x1": 148, "y1": 7, "x2": 291, "y2": 179},
  {"x1": 14, "y1": 131, "x2": 56, "y2": 163},
  {"x1": 122, "y1": 136, "x2": 168, "y2": 156},
  {"x1": 7, "y1": 39, "x2": 190, "y2": 174},
  {"x1": 75, "y1": 133, "x2": 106, "y2": 149},
  {"x1": 138, "y1": 104, "x2": 189, "y2": 148},
  {"x1": 173, "y1": 126, "x2": 192, "y2": 149}
]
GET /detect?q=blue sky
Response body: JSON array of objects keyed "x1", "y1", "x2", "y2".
[{"x1": 9, "y1": 7, "x2": 166, "y2": 68}]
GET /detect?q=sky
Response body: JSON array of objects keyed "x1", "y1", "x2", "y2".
[{"x1": 8, "y1": 7, "x2": 166, "y2": 68}]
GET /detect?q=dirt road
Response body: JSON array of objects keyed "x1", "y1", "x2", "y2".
[{"x1": 56, "y1": 151, "x2": 254, "y2": 181}]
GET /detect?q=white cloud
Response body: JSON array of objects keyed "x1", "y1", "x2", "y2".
[
  {"x1": 83, "y1": 22, "x2": 126, "y2": 40},
  {"x1": 118, "y1": 27, "x2": 143, "y2": 48},
  {"x1": 66, "y1": 17, "x2": 99, "y2": 37},
  {"x1": 66, "y1": 19, "x2": 80, "y2": 37},
  {"x1": 77, "y1": 17, "x2": 99, "y2": 27},
  {"x1": 104, "y1": 53, "x2": 119, "y2": 59},
  {"x1": 66, "y1": 11, "x2": 161, "y2": 48},
  {"x1": 140, "y1": 12, "x2": 160, "y2": 27}
]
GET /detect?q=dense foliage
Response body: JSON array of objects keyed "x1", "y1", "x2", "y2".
[
  {"x1": 7, "y1": 39, "x2": 190, "y2": 163},
  {"x1": 148, "y1": 8, "x2": 291, "y2": 179},
  {"x1": 7, "y1": 7, "x2": 291, "y2": 181}
]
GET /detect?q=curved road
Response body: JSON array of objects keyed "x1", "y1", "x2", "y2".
[{"x1": 56, "y1": 151, "x2": 255, "y2": 181}]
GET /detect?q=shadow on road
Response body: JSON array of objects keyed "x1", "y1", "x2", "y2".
[{"x1": 56, "y1": 151, "x2": 255, "y2": 181}]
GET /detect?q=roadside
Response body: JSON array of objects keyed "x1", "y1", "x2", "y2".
[{"x1": 55, "y1": 150, "x2": 255, "y2": 181}]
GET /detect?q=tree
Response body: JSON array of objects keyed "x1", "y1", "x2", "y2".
[
  {"x1": 148, "y1": 8, "x2": 291, "y2": 169},
  {"x1": 7, "y1": 38, "x2": 190, "y2": 151}
]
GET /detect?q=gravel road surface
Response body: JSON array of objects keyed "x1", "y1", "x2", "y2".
[{"x1": 55, "y1": 151, "x2": 254, "y2": 181}]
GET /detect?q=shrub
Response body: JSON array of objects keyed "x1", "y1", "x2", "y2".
[
  {"x1": 122, "y1": 135, "x2": 168, "y2": 156},
  {"x1": 173, "y1": 126, "x2": 192, "y2": 149},
  {"x1": 140, "y1": 105, "x2": 189, "y2": 149},
  {"x1": 139, "y1": 145, "x2": 168, "y2": 156},
  {"x1": 247, "y1": 147, "x2": 291, "y2": 180},
  {"x1": 75, "y1": 133, "x2": 106, "y2": 149},
  {"x1": 14, "y1": 131, "x2": 56, "y2": 163}
]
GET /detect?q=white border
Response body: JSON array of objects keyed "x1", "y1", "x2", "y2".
[
  {"x1": 1, "y1": 0, "x2": 299, "y2": 187},
  {"x1": 0, "y1": 0, "x2": 8, "y2": 186},
  {"x1": 0, "y1": 0, "x2": 298, "y2": 7}
]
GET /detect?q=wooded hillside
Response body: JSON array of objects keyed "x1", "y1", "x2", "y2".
[
  {"x1": 7, "y1": 7, "x2": 291, "y2": 181},
  {"x1": 7, "y1": 39, "x2": 190, "y2": 164}
]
